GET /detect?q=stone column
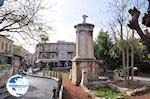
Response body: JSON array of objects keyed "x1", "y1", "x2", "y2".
[
  {"x1": 73, "y1": 23, "x2": 95, "y2": 59},
  {"x1": 71, "y1": 15, "x2": 99, "y2": 86}
]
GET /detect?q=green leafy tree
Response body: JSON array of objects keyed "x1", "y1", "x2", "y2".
[
  {"x1": 40, "y1": 34, "x2": 49, "y2": 43},
  {"x1": 39, "y1": 27, "x2": 49, "y2": 43},
  {"x1": 13, "y1": 46, "x2": 21, "y2": 56},
  {"x1": 94, "y1": 30, "x2": 118, "y2": 70},
  {"x1": 115, "y1": 38, "x2": 144, "y2": 80}
]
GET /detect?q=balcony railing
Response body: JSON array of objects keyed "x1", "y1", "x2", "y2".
[{"x1": 39, "y1": 49, "x2": 59, "y2": 52}]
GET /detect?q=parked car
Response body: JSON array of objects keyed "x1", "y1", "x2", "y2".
[
  {"x1": 129, "y1": 67, "x2": 139, "y2": 76},
  {"x1": 32, "y1": 67, "x2": 40, "y2": 73}
]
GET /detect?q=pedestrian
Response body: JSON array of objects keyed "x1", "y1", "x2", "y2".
[
  {"x1": 58, "y1": 77, "x2": 62, "y2": 90},
  {"x1": 56, "y1": 87, "x2": 59, "y2": 97},
  {"x1": 52, "y1": 87, "x2": 57, "y2": 99}
]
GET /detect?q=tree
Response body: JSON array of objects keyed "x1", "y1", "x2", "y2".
[
  {"x1": 128, "y1": 0, "x2": 150, "y2": 53},
  {"x1": 40, "y1": 33, "x2": 49, "y2": 43},
  {"x1": 108, "y1": 0, "x2": 148, "y2": 83},
  {"x1": 131, "y1": 30, "x2": 135, "y2": 80},
  {"x1": 94, "y1": 30, "x2": 117, "y2": 71},
  {"x1": 127, "y1": 0, "x2": 150, "y2": 79},
  {"x1": 108, "y1": 0, "x2": 130, "y2": 82},
  {"x1": 0, "y1": 0, "x2": 51, "y2": 43}
]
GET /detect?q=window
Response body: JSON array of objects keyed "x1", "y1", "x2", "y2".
[
  {"x1": 52, "y1": 54, "x2": 54, "y2": 58},
  {"x1": 42, "y1": 46, "x2": 45, "y2": 51},
  {"x1": 41, "y1": 53, "x2": 45, "y2": 58},
  {"x1": 1, "y1": 42, "x2": 4, "y2": 49},
  {"x1": 56, "y1": 47, "x2": 58, "y2": 50},
  {"x1": 6, "y1": 43, "x2": 8, "y2": 51},
  {"x1": 10, "y1": 45, "x2": 11, "y2": 51},
  {"x1": 51, "y1": 53, "x2": 56, "y2": 58},
  {"x1": 68, "y1": 52, "x2": 73, "y2": 59}
]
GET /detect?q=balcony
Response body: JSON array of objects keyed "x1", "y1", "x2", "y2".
[
  {"x1": 36, "y1": 57, "x2": 59, "y2": 63},
  {"x1": 4, "y1": 49, "x2": 12, "y2": 54},
  {"x1": 39, "y1": 48, "x2": 58, "y2": 53}
]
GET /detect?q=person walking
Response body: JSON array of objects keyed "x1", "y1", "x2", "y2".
[{"x1": 52, "y1": 87, "x2": 57, "y2": 99}]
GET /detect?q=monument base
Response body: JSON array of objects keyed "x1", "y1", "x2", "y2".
[{"x1": 71, "y1": 58, "x2": 99, "y2": 86}]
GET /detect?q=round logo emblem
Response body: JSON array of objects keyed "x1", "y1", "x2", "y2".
[{"x1": 6, "y1": 74, "x2": 29, "y2": 97}]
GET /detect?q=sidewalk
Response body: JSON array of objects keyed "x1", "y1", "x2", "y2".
[{"x1": 63, "y1": 80, "x2": 91, "y2": 99}]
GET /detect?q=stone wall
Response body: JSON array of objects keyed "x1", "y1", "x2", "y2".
[{"x1": 0, "y1": 67, "x2": 13, "y2": 88}]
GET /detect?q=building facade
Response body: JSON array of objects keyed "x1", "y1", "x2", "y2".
[
  {"x1": 13, "y1": 45, "x2": 34, "y2": 67},
  {"x1": 0, "y1": 35, "x2": 13, "y2": 64},
  {"x1": 35, "y1": 41, "x2": 75, "y2": 67}
]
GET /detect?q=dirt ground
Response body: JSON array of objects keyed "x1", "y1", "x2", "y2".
[{"x1": 63, "y1": 80, "x2": 92, "y2": 99}]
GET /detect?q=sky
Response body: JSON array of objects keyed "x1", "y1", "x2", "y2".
[
  {"x1": 2, "y1": 0, "x2": 147, "y2": 53},
  {"x1": 49, "y1": 0, "x2": 109, "y2": 42},
  {"x1": 21, "y1": 0, "x2": 111, "y2": 53},
  {"x1": 1, "y1": 0, "x2": 148, "y2": 53},
  {"x1": 8, "y1": 0, "x2": 112, "y2": 53}
]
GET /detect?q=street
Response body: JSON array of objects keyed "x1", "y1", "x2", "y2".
[
  {"x1": 5, "y1": 75, "x2": 58, "y2": 99},
  {"x1": 133, "y1": 76, "x2": 150, "y2": 84}
]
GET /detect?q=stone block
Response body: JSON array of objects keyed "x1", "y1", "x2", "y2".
[{"x1": 71, "y1": 59, "x2": 99, "y2": 86}]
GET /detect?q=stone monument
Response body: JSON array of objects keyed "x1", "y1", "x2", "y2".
[{"x1": 71, "y1": 15, "x2": 99, "y2": 86}]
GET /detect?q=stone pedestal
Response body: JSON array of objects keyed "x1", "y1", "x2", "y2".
[
  {"x1": 72, "y1": 59, "x2": 99, "y2": 86},
  {"x1": 81, "y1": 69, "x2": 88, "y2": 86},
  {"x1": 71, "y1": 15, "x2": 100, "y2": 86}
]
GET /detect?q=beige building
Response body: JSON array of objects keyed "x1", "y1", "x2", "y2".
[
  {"x1": 0, "y1": 34, "x2": 13, "y2": 64},
  {"x1": 13, "y1": 45, "x2": 34, "y2": 67},
  {"x1": 35, "y1": 41, "x2": 75, "y2": 67}
]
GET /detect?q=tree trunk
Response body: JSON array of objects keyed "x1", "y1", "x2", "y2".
[
  {"x1": 126, "y1": 45, "x2": 130, "y2": 81},
  {"x1": 122, "y1": 49, "x2": 127, "y2": 81},
  {"x1": 120, "y1": 22, "x2": 127, "y2": 82},
  {"x1": 135, "y1": 26, "x2": 146, "y2": 40},
  {"x1": 131, "y1": 30, "x2": 135, "y2": 81}
]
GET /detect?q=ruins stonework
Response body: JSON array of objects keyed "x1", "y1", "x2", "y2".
[{"x1": 71, "y1": 15, "x2": 99, "y2": 86}]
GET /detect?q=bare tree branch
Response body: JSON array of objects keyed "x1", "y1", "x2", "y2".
[
  {"x1": 0, "y1": 0, "x2": 52, "y2": 45},
  {"x1": 128, "y1": 0, "x2": 150, "y2": 51}
]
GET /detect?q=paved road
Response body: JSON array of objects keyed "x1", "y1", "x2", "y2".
[
  {"x1": 5, "y1": 75, "x2": 58, "y2": 99},
  {"x1": 133, "y1": 76, "x2": 150, "y2": 84}
]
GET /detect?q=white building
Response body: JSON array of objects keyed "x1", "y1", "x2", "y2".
[{"x1": 35, "y1": 41, "x2": 75, "y2": 67}]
